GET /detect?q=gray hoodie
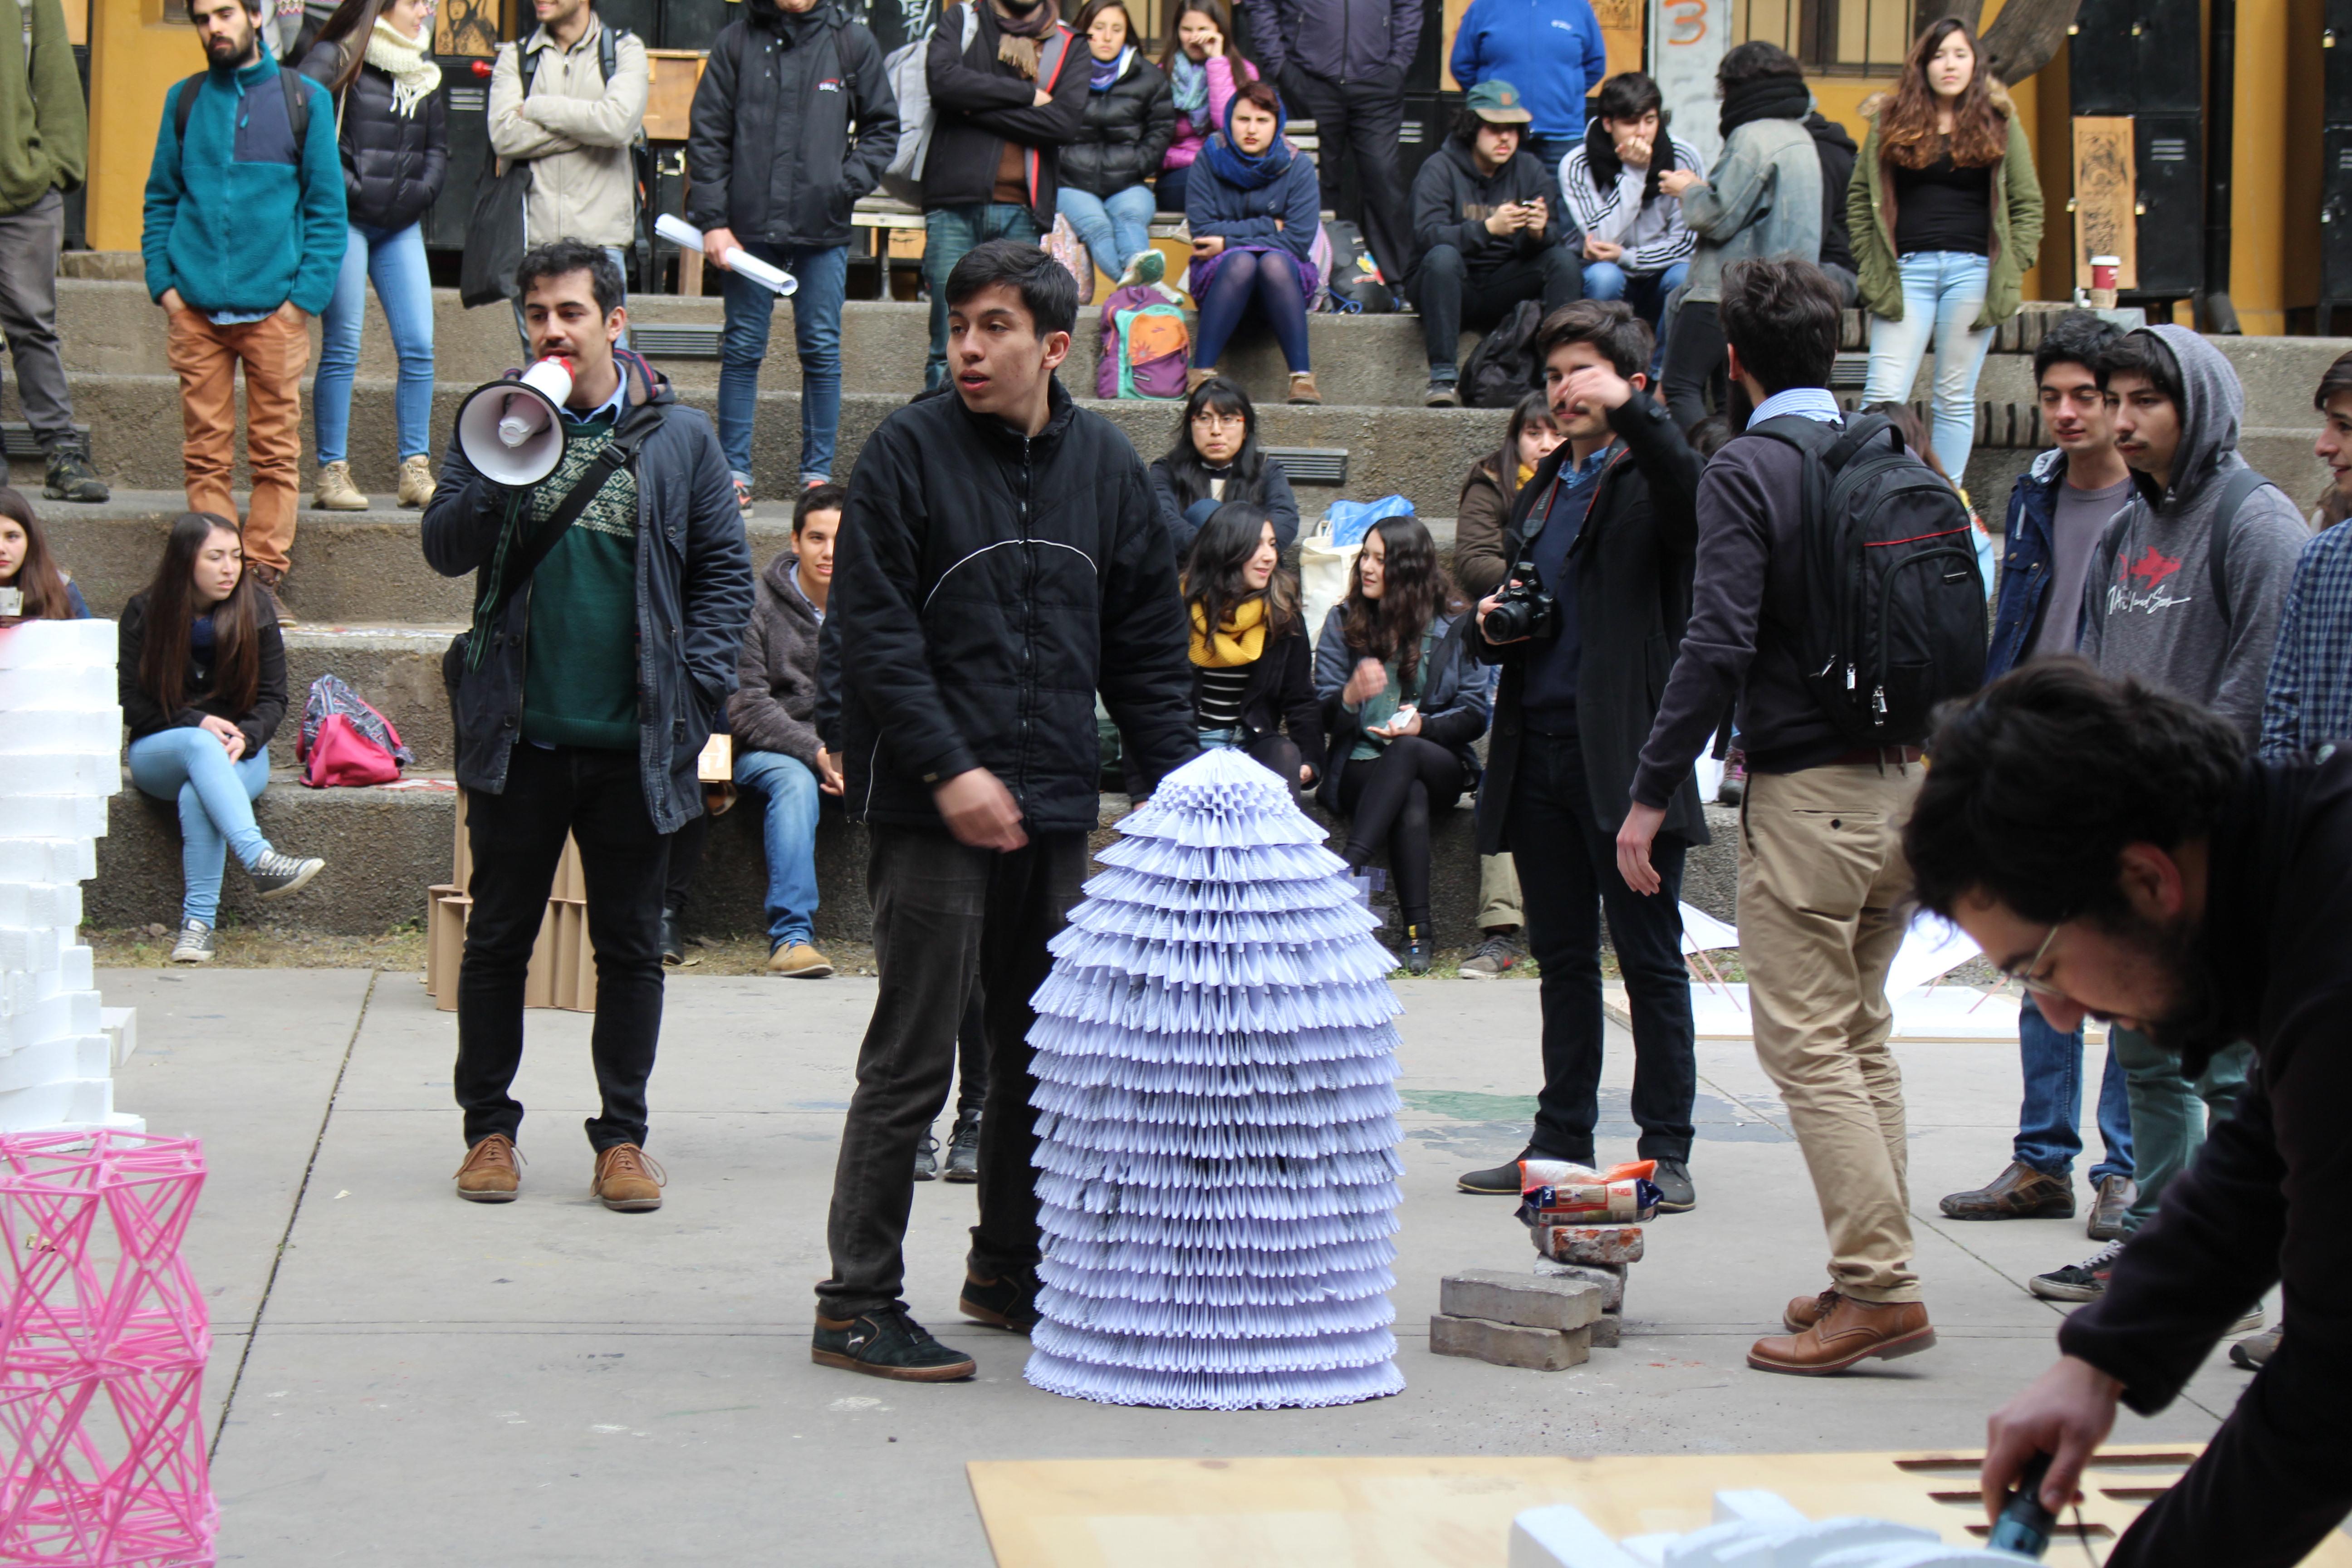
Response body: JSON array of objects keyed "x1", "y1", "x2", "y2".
[{"x1": 2079, "y1": 326, "x2": 2309, "y2": 742}]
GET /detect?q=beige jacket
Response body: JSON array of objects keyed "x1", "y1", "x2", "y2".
[{"x1": 488, "y1": 16, "x2": 647, "y2": 249}]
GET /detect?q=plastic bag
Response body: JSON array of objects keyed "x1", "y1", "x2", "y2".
[{"x1": 1516, "y1": 1158, "x2": 1662, "y2": 1225}]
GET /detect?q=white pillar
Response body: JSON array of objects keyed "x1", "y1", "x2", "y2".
[
  {"x1": 0, "y1": 617, "x2": 140, "y2": 1134},
  {"x1": 1649, "y1": 0, "x2": 1731, "y2": 168}
]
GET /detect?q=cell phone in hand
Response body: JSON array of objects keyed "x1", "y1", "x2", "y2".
[{"x1": 1378, "y1": 705, "x2": 1418, "y2": 736}]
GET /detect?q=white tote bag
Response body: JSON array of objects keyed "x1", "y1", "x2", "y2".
[{"x1": 1297, "y1": 518, "x2": 1360, "y2": 646}]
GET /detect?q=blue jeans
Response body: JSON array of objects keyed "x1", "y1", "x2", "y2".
[
  {"x1": 314, "y1": 221, "x2": 435, "y2": 464},
  {"x1": 1057, "y1": 185, "x2": 1156, "y2": 282},
  {"x1": 127, "y1": 729, "x2": 271, "y2": 926},
  {"x1": 733, "y1": 747, "x2": 822, "y2": 948},
  {"x1": 1861, "y1": 250, "x2": 1994, "y2": 481},
  {"x1": 2012, "y1": 994, "x2": 2132, "y2": 1184},
  {"x1": 1581, "y1": 258, "x2": 1686, "y2": 328},
  {"x1": 924, "y1": 204, "x2": 1040, "y2": 389},
  {"x1": 512, "y1": 245, "x2": 632, "y2": 359},
  {"x1": 718, "y1": 242, "x2": 848, "y2": 487},
  {"x1": 2110, "y1": 1027, "x2": 2255, "y2": 1234}
]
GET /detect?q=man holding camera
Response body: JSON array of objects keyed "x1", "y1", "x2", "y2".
[{"x1": 1457, "y1": 300, "x2": 1705, "y2": 1212}]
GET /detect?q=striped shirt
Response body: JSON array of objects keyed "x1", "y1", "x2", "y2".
[
  {"x1": 2259, "y1": 521, "x2": 2352, "y2": 762},
  {"x1": 1557, "y1": 132, "x2": 1707, "y2": 276},
  {"x1": 1196, "y1": 664, "x2": 1251, "y2": 729}
]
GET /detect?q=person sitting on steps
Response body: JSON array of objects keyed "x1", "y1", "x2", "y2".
[{"x1": 1182, "y1": 81, "x2": 1322, "y2": 406}]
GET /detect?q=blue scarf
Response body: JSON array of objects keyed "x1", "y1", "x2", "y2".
[
  {"x1": 1200, "y1": 92, "x2": 1293, "y2": 191},
  {"x1": 1169, "y1": 51, "x2": 1208, "y2": 114},
  {"x1": 1090, "y1": 44, "x2": 1132, "y2": 91}
]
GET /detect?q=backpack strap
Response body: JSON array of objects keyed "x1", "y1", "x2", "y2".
[
  {"x1": 599, "y1": 21, "x2": 618, "y2": 84},
  {"x1": 2206, "y1": 466, "x2": 2272, "y2": 628},
  {"x1": 174, "y1": 66, "x2": 310, "y2": 147}
]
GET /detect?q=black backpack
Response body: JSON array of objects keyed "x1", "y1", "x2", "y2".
[
  {"x1": 1460, "y1": 298, "x2": 1545, "y2": 409},
  {"x1": 1749, "y1": 411, "x2": 1988, "y2": 746},
  {"x1": 172, "y1": 66, "x2": 310, "y2": 148}
]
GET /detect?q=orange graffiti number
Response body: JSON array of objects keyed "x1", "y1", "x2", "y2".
[{"x1": 1665, "y1": 0, "x2": 1706, "y2": 45}]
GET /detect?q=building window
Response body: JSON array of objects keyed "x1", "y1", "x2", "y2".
[{"x1": 1735, "y1": 0, "x2": 1910, "y2": 75}]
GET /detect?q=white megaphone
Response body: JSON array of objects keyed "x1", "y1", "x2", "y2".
[{"x1": 454, "y1": 356, "x2": 575, "y2": 487}]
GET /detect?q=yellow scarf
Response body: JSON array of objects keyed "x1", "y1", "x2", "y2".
[
  {"x1": 1189, "y1": 596, "x2": 1268, "y2": 667},
  {"x1": 1517, "y1": 461, "x2": 1537, "y2": 488}
]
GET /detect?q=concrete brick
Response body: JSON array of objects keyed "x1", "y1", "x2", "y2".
[
  {"x1": 1529, "y1": 1225, "x2": 1645, "y2": 1265},
  {"x1": 1532, "y1": 1257, "x2": 1625, "y2": 1311},
  {"x1": 1428, "y1": 1313, "x2": 1591, "y2": 1371},
  {"x1": 1588, "y1": 1313, "x2": 1622, "y2": 1348},
  {"x1": 1440, "y1": 1268, "x2": 1603, "y2": 1330}
]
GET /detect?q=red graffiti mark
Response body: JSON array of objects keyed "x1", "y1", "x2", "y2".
[
  {"x1": 1664, "y1": 0, "x2": 1707, "y2": 44},
  {"x1": 2125, "y1": 544, "x2": 2184, "y2": 589}
]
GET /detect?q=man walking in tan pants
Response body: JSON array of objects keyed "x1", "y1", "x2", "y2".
[
  {"x1": 1618, "y1": 256, "x2": 1941, "y2": 1375},
  {"x1": 141, "y1": 0, "x2": 344, "y2": 624}
]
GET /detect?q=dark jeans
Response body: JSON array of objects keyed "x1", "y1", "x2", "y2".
[
  {"x1": 1193, "y1": 247, "x2": 1312, "y2": 372},
  {"x1": 818, "y1": 824, "x2": 1088, "y2": 1317},
  {"x1": 1520, "y1": 134, "x2": 1579, "y2": 208},
  {"x1": 1416, "y1": 241, "x2": 1581, "y2": 376},
  {"x1": 1661, "y1": 297, "x2": 1749, "y2": 432},
  {"x1": 1509, "y1": 727, "x2": 1695, "y2": 1162},
  {"x1": 1335, "y1": 735, "x2": 1468, "y2": 930},
  {"x1": 1281, "y1": 68, "x2": 1411, "y2": 289},
  {"x1": 456, "y1": 743, "x2": 669, "y2": 1152},
  {"x1": 2014, "y1": 993, "x2": 2132, "y2": 1184},
  {"x1": 664, "y1": 808, "x2": 709, "y2": 920}
]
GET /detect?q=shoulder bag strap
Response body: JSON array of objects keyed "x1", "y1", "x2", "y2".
[
  {"x1": 480, "y1": 407, "x2": 662, "y2": 627},
  {"x1": 2206, "y1": 466, "x2": 2269, "y2": 629}
]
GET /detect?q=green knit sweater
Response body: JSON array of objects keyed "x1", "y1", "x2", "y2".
[
  {"x1": 521, "y1": 417, "x2": 642, "y2": 751},
  {"x1": 0, "y1": 0, "x2": 86, "y2": 216}
]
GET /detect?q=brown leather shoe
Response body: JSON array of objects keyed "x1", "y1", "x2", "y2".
[
  {"x1": 1286, "y1": 370, "x2": 1321, "y2": 405},
  {"x1": 2085, "y1": 1173, "x2": 2136, "y2": 1240},
  {"x1": 591, "y1": 1143, "x2": 667, "y2": 1212},
  {"x1": 454, "y1": 1134, "x2": 522, "y2": 1203},
  {"x1": 1939, "y1": 1160, "x2": 2074, "y2": 1220},
  {"x1": 247, "y1": 562, "x2": 298, "y2": 627},
  {"x1": 1749, "y1": 1293, "x2": 1935, "y2": 1375},
  {"x1": 1781, "y1": 1286, "x2": 1838, "y2": 1333}
]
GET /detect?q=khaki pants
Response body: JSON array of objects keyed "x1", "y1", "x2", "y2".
[
  {"x1": 1478, "y1": 853, "x2": 1523, "y2": 931},
  {"x1": 167, "y1": 306, "x2": 309, "y2": 576},
  {"x1": 1738, "y1": 762, "x2": 1922, "y2": 1303}
]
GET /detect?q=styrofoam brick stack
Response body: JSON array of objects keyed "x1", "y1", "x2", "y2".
[{"x1": 0, "y1": 617, "x2": 140, "y2": 1133}]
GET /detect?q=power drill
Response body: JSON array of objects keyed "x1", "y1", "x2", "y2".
[{"x1": 1989, "y1": 1450, "x2": 2058, "y2": 1558}]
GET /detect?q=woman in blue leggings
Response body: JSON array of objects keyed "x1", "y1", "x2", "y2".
[
  {"x1": 119, "y1": 513, "x2": 326, "y2": 963},
  {"x1": 1182, "y1": 80, "x2": 1322, "y2": 403}
]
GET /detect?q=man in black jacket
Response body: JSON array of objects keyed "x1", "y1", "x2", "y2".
[
  {"x1": 1455, "y1": 300, "x2": 1706, "y2": 1209},
  {"x1": 1411, "y1": 83, "x2": 1581, "y2": 408},
  {"x1": 919, "y1": 0, "x2": 1088, "y2": 390},
  {"x1": 1239, "y1": 0, "x2": 1422, "y2": 294},
  {"x1": 814, "y1": 241, "x2": 1193, "y2": 1381},
  {"x1": 689, "y1": 0, "x2": 898, "y2": 502},
  {"x1": 1803, "y1": 109, "x2": 1858, "y2": 306},
  {"x1": 1906, "y1": 662, "x2": 2352, "y2": 1568},
  {"x1": 424, "y1": 240, "x2": 754, "y2": 1215}
]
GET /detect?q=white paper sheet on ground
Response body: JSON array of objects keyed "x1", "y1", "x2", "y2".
[
  {"x1": 1679, "y1": 903, "x2": 1740, "y2": 956},
  {"x1": 653, "y1": 214, "x2": 797, "y2": 296},
  {"x1": 1645, "y1": 983, "x2": 2018, "y2": 1043}
]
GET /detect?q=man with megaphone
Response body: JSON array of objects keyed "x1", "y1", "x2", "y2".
[{"x1": 424, "y1": 238, "x2": 754, "y2": 1215}]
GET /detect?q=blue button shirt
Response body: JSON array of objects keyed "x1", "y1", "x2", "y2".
[
  {"x1": 1748, "y1": 387, "x2": 1843, "y2": 425},
  {"x1": 1519, "y1": 441, "x2": 1615, "y2": 732}
]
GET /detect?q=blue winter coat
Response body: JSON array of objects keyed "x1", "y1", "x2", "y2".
[
  {"x1": 1447, "y1": 0, "x2": 1608, "y2": 142},
  {"x1": 1985, "y1": 447, "x2": 2065, "y2": 681},
  {"x1": 1184, "y1": 147, "x2": 1321, "y2": 263}
]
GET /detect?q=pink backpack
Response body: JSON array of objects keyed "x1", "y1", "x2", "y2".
[
  {"x1": 299, "y1": 672, "x2": 412, "y2": 788},
  {"x1": 1095, "y1": 284, "x2": 1190, "y2": 400}
]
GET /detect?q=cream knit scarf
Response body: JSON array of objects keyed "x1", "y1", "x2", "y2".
[{"x1": 364, "y1": 19, "x2": 442, "y2": 118}]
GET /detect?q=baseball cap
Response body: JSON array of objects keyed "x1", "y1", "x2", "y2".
[{"x1": 1465, "y1": 79, "x2": 1533, "y2": 125}]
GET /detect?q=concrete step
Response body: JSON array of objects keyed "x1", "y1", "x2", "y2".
[{"x1": 88, "y1": 765, "x2": 1742, "y2": 948}]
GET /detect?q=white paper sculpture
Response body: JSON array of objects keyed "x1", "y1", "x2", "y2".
[
  {"x1": 1023, "y1": 746, "x2": 1406, "y2": 1410},
  {"x1": 0, "y1": 617, "x2": 140, "y2": 1134},
  {"x1": 1510, "y1": 1492, "x2": 2031, "y2": 1567}
]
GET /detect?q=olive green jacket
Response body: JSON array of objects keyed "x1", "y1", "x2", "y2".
[
  {"x1": 0, "y1": 0, "x2": 86, "y2": 216},
  {"x1": 1847, "y1": 82, "x2": 2043, "y2": 330}
]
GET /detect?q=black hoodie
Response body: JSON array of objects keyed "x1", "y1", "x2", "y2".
[{"x1": 1804, "y1": 109, "x2": 1858, "y2": 274}]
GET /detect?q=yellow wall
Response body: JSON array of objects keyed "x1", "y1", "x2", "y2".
[{"x1": 87, "y1": 0, "x2": 203, "y2": 255}]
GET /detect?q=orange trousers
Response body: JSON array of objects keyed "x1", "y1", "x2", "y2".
[{"x1": 166, "y1": 306, "x2": 309, "y2": 575}]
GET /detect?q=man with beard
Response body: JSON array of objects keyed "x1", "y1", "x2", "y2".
[
  {"x1": 1905, "y1": 659, "x2": 2352, "y2": 1568},
  {"x1": 2021, "y1": 324, "x2": 2308, "y2": 1318}
]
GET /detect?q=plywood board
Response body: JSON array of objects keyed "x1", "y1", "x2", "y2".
[
  {"x1": 2073, "y1": 115, "x2": 2138, "y2": 290},
  {"x1": 643, "y1": 50, "x2": 708, "y2": 143},
  {"x1": 967, "y1": 1448, "x2": 2352, "y2": 1568}
]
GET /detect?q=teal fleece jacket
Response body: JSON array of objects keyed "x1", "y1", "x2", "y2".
[{"x1": 141, "y1": 52, "x2": 344, "y2": 316}]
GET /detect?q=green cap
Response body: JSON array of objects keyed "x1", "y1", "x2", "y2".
[{"x1": 1465, "y1": 79, "x2": 1533, "y2": 125}]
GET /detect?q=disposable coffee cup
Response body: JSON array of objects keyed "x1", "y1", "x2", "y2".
[{"x1": 2090, "y1": 255, "x2": 2121, "y2": 291}]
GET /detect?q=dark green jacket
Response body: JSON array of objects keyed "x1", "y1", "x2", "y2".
[
  {"x1": 0, "y1": 0, "x2": 85, "y2": 214},
  {"x1": 1847, "y1": 80, "x2": 2043, "y2": 331}
]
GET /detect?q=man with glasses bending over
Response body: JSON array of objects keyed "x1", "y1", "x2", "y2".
[{"x1": 1907, "y1": 660, "x2": 2352, "y2": 1568}]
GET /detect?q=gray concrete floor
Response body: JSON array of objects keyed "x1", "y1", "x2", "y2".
[{"x1": 103, "y1": 968, "x2": 2255, "y2": 1565}]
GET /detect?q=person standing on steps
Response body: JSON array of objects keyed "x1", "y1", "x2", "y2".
[
  {"x1": 1237, "y1": 0, "x2": 1421, "y2": 296},
  {"x1": 1446, "y1": 0, "x2": 1607, "y2": 181},
  {"x1": 0, "y1": 0, "x2": 105, "y2": 504},
  {"x1": 1939, "y1": 311, "x2": 2139, "y2": 1240},
  {"x1": 1455, "y1": 301, "x2": 1705, "y2": 1212},
  {"x1": 426, "y1": 240, "x2": 754, "y2": 1217},
  {"x1": 1848, "y1": 17, "x2": 2042, "y2": 487},
  {"x1": 299, "y1": 0, "x2": 447, "y2": 515},
  {"x1": 143, "y1": 0, "x2": 345, "y2": 627},
  {"x1": 688, "y1": 0, "x2": 899, "y2": 511},
  {"x1": 814, "y1": 241, "x2": 1192, "y2": 1381}
]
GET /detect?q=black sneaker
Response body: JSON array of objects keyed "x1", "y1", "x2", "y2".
[
  {"x1": 1424, "y1": 377, "x2": 1461, "y2": 407},
  {"x1": 913, "y1": 1132, "x2": 939, "y2": 1181},
  {"x1": 168, "y1": 918, "x2": 215, "y2": 965},
  {"x1": 1401, "y1": 923, "x2": 1433, "y2": 975},
  {"x1": 959, "y1": 1266, "x2": 1042, "y2": 1333},
  {"x1": 944, "y1": 1107, "x2": 981, "y2": 1183},
  {"x1": 1458, "y1": 1148, "x2": 1542, "y2": 1195},
  {"x1": 659, "y1": 909, "x2": 685, "y2": 966},
  {"x1": 1651, "y1": 1157, "x2": 1696, "y2": 1213},
  {"x1": 248, "y1": 849, "x2": 324, "y2": 900},
  {"x1": 2029, "y1": 1240, "x2": 2123, "y2": 1302},
  {"x1": 1459, "y1": 932, "x2": 1520, "y2": 979},
  {"x1": 811, "y1": 1307, "x2": 976, "y2": 1382},
  {"x1": 43, "y1": 438, "x2": 108, "y2": 503}
]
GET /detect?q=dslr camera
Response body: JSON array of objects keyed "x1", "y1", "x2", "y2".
[{"x1": 1483, "y1": 554, "x2": 1560, "y2": 643}]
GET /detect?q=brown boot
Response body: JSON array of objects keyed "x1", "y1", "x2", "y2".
[
  {"x1": 591, "y1": 1143, "x2": 667, "y2": 1212},
  {"x1": 454, "y1": 1134, "x2": 522, "y2": 1202},
  {"x1": 247, "y1": 562, "x2": 297, "y2": 626},
  {"x1": 1781, "y1": 1286, "x2": 1838, "y2": 1333},
  {"x1": 2085, "y1": 1173, "x2": 2136, "y2": 1240},
  {"x1": 1286, "y1": 370, "x2": 1321, "y2": 404},
  {"x1": 1749, "y1": 1293, "x2": 1935, "y2": 1376},
  {"x1": 1186, "y1": 365, "x2": 1220, "y2": 393},
  {"x1": 1939, "y1": 1160, "x2": 2075, "y2": 1220}
]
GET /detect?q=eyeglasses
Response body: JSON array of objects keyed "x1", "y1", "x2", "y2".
[
  {"x1": 1190, "y1": 411, "x2": 1245, "y2": 431},
  {"x1": 1999, "y1": 923, "x2": 2066, "y2": 999}
]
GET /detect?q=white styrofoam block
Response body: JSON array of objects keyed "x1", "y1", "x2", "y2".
[
  {"x1": 1810, "y1": 1547, "x2": 2019, "y2": 1567},
  {"x1": 1512, "y1": 1506, "x2": 1650, "y2": 1568},
  {"x1": 1714, "y1": 1494, "x2": 1812, "y2": 1528},
  {"x1": 100, "y1": 1006, "x2": 136, "y2": 1067},
  {"x1": 0, "y1": 880, "x2": 80, "y2": 929},
  {"x1": 0, "y1": 708, "x2": 124, "y2": 752},
  {"x1": 0, "y1": 1079, "x2": 74, "y2": 1131},
  {"x1": 0, "y1": 925, "x2": 61, "y2": 973},
  {"x1": 0, "y1": 666, "x2": 113, "y2": 709},
  {"x1": 71, "y1": 1033, "x2": 108, "y2": 1078},
  {"x1": 0, "y1": 838, "x2": 88, "y2": 882},
  {"x1": 62, "y1": 1078, "x2": 112, "y2": 1126},
  {"x1": 0, "y1": 1039, "x2": 75, "y2": 1094},
  {"x1": 0, "y1": 795, "x2": 106, "y2": 838},
  {"x1": 0, "y1": 617, "x2": 115, "y2": 668},
  {"x1": 58, "y1": 945, "x2": 92, "y2": 991},
  {"x1": 0, "y1": 752, "x2": 116, "y2": 794}
]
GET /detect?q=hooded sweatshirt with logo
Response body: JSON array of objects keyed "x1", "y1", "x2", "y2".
[{"x1": 2078, "y1": 326, "x2": 2309, "y2": 743}]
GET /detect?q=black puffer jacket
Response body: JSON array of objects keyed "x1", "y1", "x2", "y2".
[
  {"x1": 686, "y1": 0, "x2": 901, "y2": 251},
  {"x1": 118, "y1": 593, "x2": 288, "y2": 755},
  {"x1": 833, "y1": 380, "x2": 1195, "y2": 832},
  {"x1": 297, "y1": 43, "x2": 448, "y2": 232},
  {"x1": 1060, "y1": 53, "x2": 1175, "y2": 197},
  {"x1": 922, "y1": 0, "x2": 1088, "y2": 227}
]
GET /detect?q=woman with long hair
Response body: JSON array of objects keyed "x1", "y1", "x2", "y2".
[
  {"x1": 1150, "y1": 375, "x2": 1300, "y2": 554},
  {"x1": 1061, "y1": 0, "x2": 1176, "y2": 290},
  {"x1": 1313, "y1": 514, "x2": 1492, "y2": 973},
  {"x1": 299, "y1": 0, "x2": 446, "y2": 512},
  {"x1": 1849, "y1": 17, "x2": 2042, "y2": 483},
  {"x1": 1453, "y1": 391, "x2": 1564, "y2": 599},
  {"x1": 119, "y1": 513, "x2": 325, "y2": 963},
  {"x1": 1182, "y1": 500, "x2": 1323, "y2": 797},
  {"x1": 1183, "y1": 80, "x2": 1323, "y2": 404},
  {"x1": 0, "y1": 488, "x2": 90, "y2": 618},
  {"x1": 1153, "y1": 0, "x2": 1257, "y2": 215}
]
